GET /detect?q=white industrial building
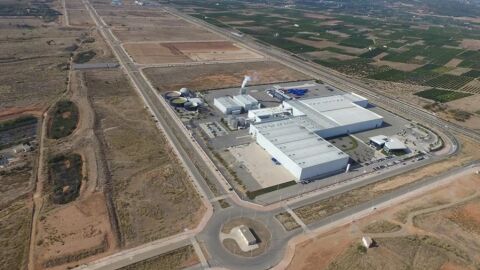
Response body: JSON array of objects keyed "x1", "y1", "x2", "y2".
[
  {"x1": 233, "y1": 95, "x2": 259, "y2": 111},
  {"x1": 214, "y1": 95, "x2": 259, "y2": 114},
  {"x1": 282, "y1": 94, "x2": 383, "y2": 138},
  {"x1": 249, "y1": 93, "x2": 383, "y2": 181},
  {"x1": 250, "y1": 118, "x2": 349, "y2": 180},
  {"x1": 214, "y1": 96, "x2": 242, "y2": 114},
  {"x1": 369, "y1": 135, "x2": 408, "y2": 153}
]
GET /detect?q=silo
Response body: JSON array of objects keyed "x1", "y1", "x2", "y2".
[
  {"x1": 179, "y1": 88, "x2": 190, "y2": 97},
  {"x1": 165, "y1": 91, "x2": 181, "y2": 100},
  {"x1": 170, "y1": 97, "x2": 188, "y2": 107}
]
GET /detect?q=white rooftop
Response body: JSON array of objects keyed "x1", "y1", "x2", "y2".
[
  {"x1": 385, "y1": 138, "x2": 407, "y2": 150},
  {"x1": 233, "y1": 94, "x2": 258, "y2": 105},
  {"x1": 215, "y1": 96, "x2": 241, "y2": 108},
  {"x1": 253, "y1": 118, "x2": 347, "y2": 168},
  {"x1": 285, "y1": 94, "x2": 382, "y2": 128}
]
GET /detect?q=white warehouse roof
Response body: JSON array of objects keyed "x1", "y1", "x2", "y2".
[
  {"x1": 284, "y1": 94, "x2": 383, "y2": 129},
  {"x1": 253, "y1": 118, "x2": 347, "y2": 169},
  {"x1": 233, "y1": 94, "x2": 258, "y2": 106},
  {"x1": 215, "y1": 96, "x2": 240, "y2": 108}
]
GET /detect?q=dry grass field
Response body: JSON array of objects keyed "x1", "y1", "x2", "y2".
[
  {"x1": 0, "y1": 200, "x2": 32, "y2": 270},
  {"x1": 34, "y1": 193, "x2": 117, "y2": 270},
  {"x1": 68, "y1": 9, "x2": 95, "y2": 27},
  {"x1": 85, "y1": 70, "x2": 205, "y2": 248},
  {"x1": 287, "y1": 170, "x2": 480, "y2": 270},
  {"x1": 103, "y1": 12, "x2": 221, "y2": 42},
  {"x1": 123, "y1": 41, "x2": 262, "y2": 64},
  {"x1": 144, "y1": 61, "x2": 311, "y2": 92}
]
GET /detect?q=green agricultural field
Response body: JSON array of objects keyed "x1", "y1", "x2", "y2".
[
  {"x1": 382, "y1": 46, "x2": 463, "y2": 65},
  {"x1": 424, "y1": 74, "x2": 474, "y2": 90},
  {"x1": 463, "y1": 69, "x2": 480, "y2": 78},
  {"x1": 414, "y1": 88, "x2": 472, "y2": 103},
  {"x1": 48, "y1": 100, "x2": 79, "y2": 139},
  {"x1": 368, "y1": 68, "x2": 438, "y2": 85},
  {"x1": 315, "y1": 58, "x2": 391, "y2": 77}
]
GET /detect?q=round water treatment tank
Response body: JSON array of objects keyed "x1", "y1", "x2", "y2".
[
  {"x1": 165, "y1": 91, "x2": 181, "y2": 100},
  {"x1": 170, "y1": 97, "x2": 188, "y2": 107},
  {"x1": 180, "y1": 87, "x2": 190, "y2": 96}
]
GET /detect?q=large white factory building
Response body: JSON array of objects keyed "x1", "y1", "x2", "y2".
[{"x1": 249, "y1": 93, "x2": 383, "y2": 181}]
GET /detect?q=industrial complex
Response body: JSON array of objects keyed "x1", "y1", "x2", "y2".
[
  {"x1": 163, "y1": 78, "x2": 439, "y2": 193},
  {"x1": 248, "y1": 93, "x2": 383, "y2": 181}
]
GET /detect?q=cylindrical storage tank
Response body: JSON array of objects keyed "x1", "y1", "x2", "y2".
[
  {"x1": 165, "y1": 91, "x2": 181, "y2": 100},
  {"x1": 184, "y1": 101, "x2": 199, "y2": 111},
  {"x1": 170, "y1": 97, "x2": 188, "y2": 107},
  {"x1": 179, "y1": 88, "x2": 189, "y2": 97}
]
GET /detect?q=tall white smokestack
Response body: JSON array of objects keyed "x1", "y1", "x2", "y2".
[{"x1": 241, "y1": 75, "x2": 251, "y2": 89}]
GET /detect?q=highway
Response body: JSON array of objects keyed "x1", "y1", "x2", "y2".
[{"x1": 76, "y1": 1, "x2": 477, "y2": 269}]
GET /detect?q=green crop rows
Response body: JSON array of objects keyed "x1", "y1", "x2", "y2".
[
  {"x1": 414, "y1": 88, "x2": 472, "y2": 103},
  {"x1": 424, "y1": 74, "x2": 474, "y2": 90}
]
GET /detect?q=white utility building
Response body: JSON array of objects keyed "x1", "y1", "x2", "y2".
[
  {"x1": 249, "y1": 93, "x2": 383, "y2": 181},
  {"x1": 250, "y1": 118, "x2": 349, "y2": 180},
  {"x1": 233, "y1": 95, "x2": 259, "y2": 111},
  {"x1": 384, "y1": 138, "x2": 408, "y2": 153},
  {"x1": 214, "y1": 96, "x2": 242, "y2": 115}
]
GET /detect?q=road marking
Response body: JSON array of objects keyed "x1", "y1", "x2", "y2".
[
  {"x1": 190, "y1": 237, "x2": 209, "y2": 269},
  {"x1": 283, "y1": 205, "x2": 311, "y2": 233}
]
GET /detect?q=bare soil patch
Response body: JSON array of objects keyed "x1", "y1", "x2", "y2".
[
  {"x1": 289, "y1": 37, "x2": 367, "y2": 55},
  {"x1": 144, "y1": 61, "x2": 311, "y2": 92},
  {"x1": 306, "y1": 50, "x2": 356, "y2": 61},
  {"x1": 445, "y1": 58, "x2": 464, "y2": 68},
  {"x1": 461, "y1": 39, "x2": 480, "y2": 50},
  {"x1": 34, "y1": 193, "x2": 117, "y2": 270},
  {"x1": 124, "y1": 41, "x2": 261, "y2": 64},
  {"x1": 371, "y1": 60, "x2": 422, "y2": 72}
]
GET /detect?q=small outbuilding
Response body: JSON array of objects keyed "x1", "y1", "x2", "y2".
[
  {"x1": 234, "y1": 225, "x2": 257, "y2": 246},
  {"x1": 369, "y1": 135, "x2": 389, "y2": 148},
  {"x1": 362, "y1": 236, "x2": 374, "y2": 248},
  {"x1": 384, "y1": 138, "x2": 408, "y2": 154}
]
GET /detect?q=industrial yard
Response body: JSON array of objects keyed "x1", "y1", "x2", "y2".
[{"x1": 162, "y1": 78, "x2": 442, "y2": 202}]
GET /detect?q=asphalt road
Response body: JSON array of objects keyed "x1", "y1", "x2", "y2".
[{"x1": 76, "y1": 2, "x2": 478, "y2": 270}]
